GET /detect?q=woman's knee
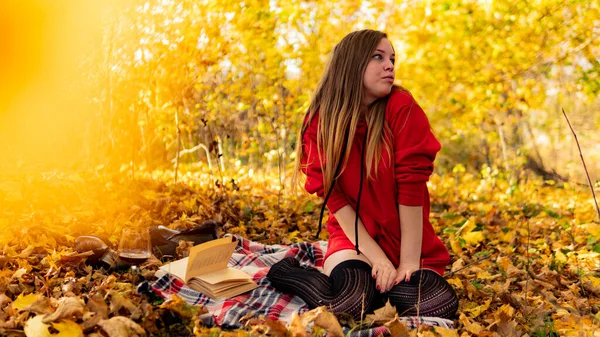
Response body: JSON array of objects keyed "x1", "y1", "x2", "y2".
[{"x1": 387, "y1": 269, "x2": 458, "y2": 318}]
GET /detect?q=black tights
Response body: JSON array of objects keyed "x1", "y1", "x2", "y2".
[{"x1": 267, "y1": 257, "x2": 458, "y2": 320}]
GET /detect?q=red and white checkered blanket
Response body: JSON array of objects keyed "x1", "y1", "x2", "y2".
[{"x1": 151, "y1": 235, "x2": 455, "y2": 335}]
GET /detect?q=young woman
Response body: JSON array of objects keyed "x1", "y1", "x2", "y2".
[{"x1": 267, "y1": 30, "x2": 458, "y2": 320}]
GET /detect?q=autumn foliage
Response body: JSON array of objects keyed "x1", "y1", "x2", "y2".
[{"x1": 0, "y1": 0, "x2": 599, "y2": 336}]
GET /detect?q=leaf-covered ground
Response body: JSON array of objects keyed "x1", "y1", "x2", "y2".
[{"x1": 0, "y1": 168, "x2": 599, "y2": 336}]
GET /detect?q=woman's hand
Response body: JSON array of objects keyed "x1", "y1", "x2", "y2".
[
  {"x1": 371, "y1": 258, "x2": 397, "y2": 293},
  {"x1": 394, "y1": 263, "x2": 420, "y2": 284}
]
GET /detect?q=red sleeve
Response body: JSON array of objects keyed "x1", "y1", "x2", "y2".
[
  {"x1": 388, "y1": 92, "x2": 441, "y2": 206},
  {"x1": 301, "y1": 114, "x2": 350, "y2": 213}
]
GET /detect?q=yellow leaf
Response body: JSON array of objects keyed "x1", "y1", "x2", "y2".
[
  {"x1": 24, "y1": 315, "x2": 83, "y2": 337},
  {"x1": 12, "y1": 293, "x2": 43, "y2": 312},
  {"x1": 464, "y1": 298, "x2": 491, "y2": 318},
  {"x1": 313, "y1": 307, "x2": 343, "y2": 337},
  {"x1": 459, "y1": 313, "x2": 483, "y2": 334},
  {"x1": 496, "y1": 256, "x2": 522, "y2": 278},
  {"x1": 365, "y1": 299, "x2": 397, "y2": 325},
  {"x1": 457, "y1": 218, "x2": 484, "y2": 246},
  {"x1": 494, "y1": 304, "x2": 515, "y2": 322},
  {"x1": 449, "y1": 233, "x2": 463, "y2": 256},
  {"x1": 288, "y1": 311, "x2": 307, "y2": 337},
  {"x1": 383, "y1": 314, "x2": 410, "y2": 337},
  {"x1": 433, "y1": 326, "x2": 459, "y2": 337},
  {"x1": 582, "y1": 275, "x2": 600, "y2": 296},
  {"x1": 446, "y1": 277, "x2": 463, "y2": 290}
]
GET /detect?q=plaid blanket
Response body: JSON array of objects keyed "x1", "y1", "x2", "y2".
[{"x1": 151, "y1": 235, "x2": 455, "y2": 335}]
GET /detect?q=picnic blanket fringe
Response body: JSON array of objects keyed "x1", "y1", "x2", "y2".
[{"x1": 150, "y1": 235, "x2": 455, "y2": 335}]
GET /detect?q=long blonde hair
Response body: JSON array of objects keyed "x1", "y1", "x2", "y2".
[{"x1": 294, "y1": 30, "x2": 397, "y2": 196}]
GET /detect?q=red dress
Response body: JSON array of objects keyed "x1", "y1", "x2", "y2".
[{"x1": 301, "y1": 89, "x2": 450, "y2": 275}]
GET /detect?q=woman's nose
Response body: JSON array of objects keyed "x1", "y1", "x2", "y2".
[{"x1": 384, "y1": 60, "x2": 394, "y2": 71}]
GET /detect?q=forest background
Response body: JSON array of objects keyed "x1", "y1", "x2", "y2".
[{"x1": 0, "y1": 0, "x2": 599, "y2": 336}]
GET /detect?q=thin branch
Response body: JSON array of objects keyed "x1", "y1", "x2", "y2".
[{"x1": 562, "y1": 108, "x2": 600, "y2": 221}]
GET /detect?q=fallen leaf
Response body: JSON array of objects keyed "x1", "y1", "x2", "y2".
[
  {"x1": 383, "y1": 314, "x2": 410, "y2": 337},
  {"x1": 288, "y1": 311, "x2": 307, "y2": 337},
  {"x1": 313, "y1": 307, "x2": 343, "y2": 337},
  {"x1": 446, "y1": 277, "x2": 463, "y2": 290},
  {"x1": 494, "y1": 304, "x2": 515, "y2": 322},
  {"x1": 451, "y1": 258, "x2": 465, "y2": 273},
  {"x1": 97, "y1": 316, "x2": 146, "y2": 337},
  {"x1": 43, "y1": 297, "x2": 86, "y2": 323},
  {"x1": 457, "y1": 218, "x2": 484, "y2": 246},
  {"x1": 299, "y1": 306, "x2": 343, "y2": 337},
  {"x1": 0, "y1": 293, "x2": 12, "y2": 308},
  {"x1": 87, "y1": 292, "x2": 109, "y2": 319},
  {"x1": 459, "y1": 313, "x2": 483, "y2": 334},
  {"x1": 582, "y1": 275, "x2": 600, "y2": 296},
  {"x1": 449, "y1": 233, "x2": 463, "y2": 256},
  {"x1": 12, "y1": 293, "x2": 44, "y2": 312},
  {"x1": 264, "y1": 318, "x2": 289, "y2": 337},
  {"x1": 159, "y1": 294, "x2": 205, "y2": 319},
  {"x1": 26, "y1": 296, "x2": 54, "y2": 314},
  {"x1": 365, "y1": 299, "x2": 397, "y2": 325},
  {"x1": 17, "y1": 245, "x2": 34, "y2": 258},
  {"x1": 433, "y1": 326, "x2": 460, "y2": 337},
  {"x1": 464, "y1": 298, "x2": 491, "y2": 318},
  {"x1": 24, "y1": 315, "x2": 83, "y2": 337},
  {"x1": 107, "y1": 291, "x2": 142, "y2": 319},
  {"x1": 496, "y1": 319, "x2": 520, "y2": 337},
  {"x1": 496, "y1": 256, "x2": 523, "y2": 278}
]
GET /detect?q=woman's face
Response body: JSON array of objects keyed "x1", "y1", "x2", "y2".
[{"x1": 362, "y1": 38, "x2": 395, "y2": 106}]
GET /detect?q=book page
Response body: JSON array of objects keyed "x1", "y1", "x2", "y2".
[
  {"x1": 195, "y1": 267, "x2": 251, "y2": 285},
  {"x1": 184, "y1": 236, "x2": 237, "y2": 282},
  {"x1": 158, "y1": 256, "x2": 189, "y2": 280}
]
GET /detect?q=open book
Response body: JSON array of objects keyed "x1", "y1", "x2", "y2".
[{"x1": 158, "y1": 236, "x2": 257, "y2": 299}]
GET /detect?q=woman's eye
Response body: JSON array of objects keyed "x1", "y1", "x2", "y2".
[
  {"x1": 373, "y1": 54, "x2": 383, "y2": 60},
  {"x1": 390, "y1": 58, "x2": 395, "y2": 65}
]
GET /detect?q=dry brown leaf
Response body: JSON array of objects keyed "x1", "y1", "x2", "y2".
[
  {"x1": 26, "y1": 295, "x2": 54, "y2": 314},
  {"x1": 87, "y1": 292, "x2": 109, "y2": 319},
  {"x1": 24, "y1": 315, "x2": 83, "y2": 337},
  {"x1": 494, "y1": 304, "x2": 514, "y2": 322},
  {"x1": 17, "y1": 245, "x2": 34, "y2": 259},
  {"x1": 496, "y1": 256, "x2": 523, "y2": 278},
  {"x1": 299, "y1": 306, "x2": 343, "y2": 337},
  {"x1": 107, "y1": 291, "x2": 142, "y2": 320},
  {"x1": 365, "y1": 299, "x2": 397, "y2": 325},
  {"x1": 0, "y1": 293, "x2": 11, "y2": 308},
  {"x1": 12, "y1": 268, "x2": 28, "y2": 280},
  {"x1": 313, "y1": 307, "x2": 343, "y2": 337},
  {"x1": 288, "y1": 311, "x2": 307, "y2": 337},
  {"x1": 97, "y1": 316, "x2": 146, "y2": 337},
  {"x1": 383, "y1": 314, "x2": 410, "y2": 337},
  {"x1": 97, "y1": 275, "x2": 117, "y2": 290},
  {"x1": 495, "y1": 319, "x2": 520, "y2": 337},
  {"x1": 42, "y1": 297, "x2": 86, "y2": 323},
  {"x1": 582, "y1": 275, "x2": 600, "y2": 296},
  {"x1": 264, "y1": 318, "x2": 289, "y2": 337},
  {"x1": 451, "y1": 258, "x2": 465, "y2": 272}
]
